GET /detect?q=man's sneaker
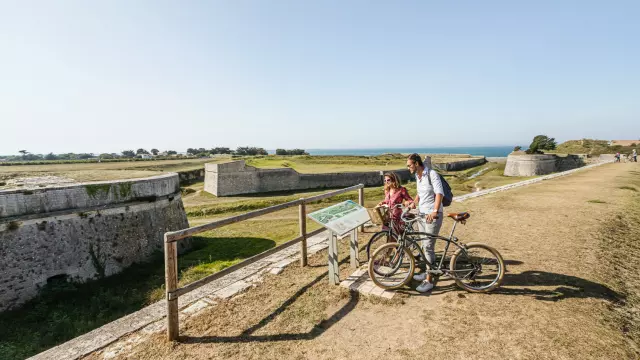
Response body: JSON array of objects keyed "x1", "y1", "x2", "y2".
[
  {"x1": 413, "y1": 272, "x2": 427, "y2": 281},
  {"x1": 416, "y1": 281, "x2": 434, "y2": 293}
]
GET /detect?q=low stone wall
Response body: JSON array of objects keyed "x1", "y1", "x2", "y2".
[
  {"x1": 205, "y1": 157, "x2": 486, "y2": 196},
  {"x1": 0, "y1": 174, "x2": 190, "y2": 312}
]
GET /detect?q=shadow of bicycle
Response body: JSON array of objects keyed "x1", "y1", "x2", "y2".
[{"x1": 400, "y1": 269, "x2": 621, "y2": 303}]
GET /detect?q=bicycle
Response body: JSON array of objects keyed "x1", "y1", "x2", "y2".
[
  {"x1": 367, "y1": 206, "x2": 505, "y2": 293},
  {"x1": 365, "y1": 204, "x2": 419, "y2": 262}
]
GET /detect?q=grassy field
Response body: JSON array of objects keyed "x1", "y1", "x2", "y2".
[{"x1": 0, "y1": 158, "x2": 527, "y2": 359}]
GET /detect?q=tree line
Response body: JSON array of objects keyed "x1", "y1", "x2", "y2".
[{"x1": 1, "y1": 147, "x2": 309, "y2": 161}]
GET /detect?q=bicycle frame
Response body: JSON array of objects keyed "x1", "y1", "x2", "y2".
[
  {"x1": 373, "y1": 204, "x2": 477, "y2": 279},
  {"x1": 398, "y1": 219, "x2": 468, "y2": 275}
]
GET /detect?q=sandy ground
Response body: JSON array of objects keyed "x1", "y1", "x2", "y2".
[{"x1": 85, "y1": 162, "x2": 639, "y2": 360}]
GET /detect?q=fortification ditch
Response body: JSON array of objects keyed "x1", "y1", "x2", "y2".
[{"x1": 0, "y1": 173, "x2": 189, "y2": 312}]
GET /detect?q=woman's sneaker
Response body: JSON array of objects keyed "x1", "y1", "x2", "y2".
[
  {"x1": 416, "y1": 281, "x2": 434, "y2": 293},
  {"x1": 413, "y1": 272, "x2": 427, "y2": 281}
]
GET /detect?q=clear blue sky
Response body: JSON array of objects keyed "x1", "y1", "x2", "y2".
[{"x1": 1, "y1": 1, "x2": 638, "y2": 155}]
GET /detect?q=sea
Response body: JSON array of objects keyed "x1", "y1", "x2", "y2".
[{"x1": 290, "y1": 146, "x2": 516, "y2": 158}]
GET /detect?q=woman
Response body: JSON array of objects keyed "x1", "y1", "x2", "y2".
[{"x1": 377, "y1": 172, "x2": 413, "y2": 230}]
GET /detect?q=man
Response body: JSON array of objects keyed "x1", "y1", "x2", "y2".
[
  {"x1": 633, "y1": 149, "x2": 637, "y2": 162},
  {"x1": 406, "y1": 153, "x2": 444, "y2": 293}
]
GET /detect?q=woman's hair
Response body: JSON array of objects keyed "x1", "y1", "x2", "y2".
[
  {"x1": 407, "y1": 153, "x2": 424, "y2": 167},
  {"x1": 383, "y1": 172, "x2": 402, "y2": 192}
]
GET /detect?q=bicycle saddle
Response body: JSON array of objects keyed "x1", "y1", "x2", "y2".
[{"x1": 447, "y1": 212, "x2": 470, "y2": 221}]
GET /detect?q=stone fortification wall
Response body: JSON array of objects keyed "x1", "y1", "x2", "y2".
[
  {"x1": 504, "y1": 154, "x2": 595, "y2": 176},
  {"x1": 433, "y1": 157, "x2": 486, "y2": 171},
  {"x1": 205, "y1": 161, "x2": 385, "y2": 196},
  {"x1": 177, "y1": 168, "x2": 205, "y2": 184},
  {"x1": 0, "y1": 174, "x2": 189, "y2": 312},
  {"x1": 205, "y1": 157, "x2": 486, "y2": 196}
]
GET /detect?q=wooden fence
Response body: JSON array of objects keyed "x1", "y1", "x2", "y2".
[{"x1": 163, "y1": 184, "x2": 366, "y2": 340}]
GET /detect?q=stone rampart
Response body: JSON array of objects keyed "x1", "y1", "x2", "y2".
[
  {"x1": 433, "y1": 157, "x2": 486, "y2": 171},
  {"x1": 205, "y1": 157, "x2": 486, "y2": 196},
  {"x1": 177, "y1": 168, "x2": 205, "y2": 184},
  {"x1": 0, "y1": 174, "x2": 189, "y2": 312},
  {"x1": 504, "y1": 153, "x2": 594, "y2": 176}
]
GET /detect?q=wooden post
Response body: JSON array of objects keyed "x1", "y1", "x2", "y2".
[
  {"x1": 299, "y1": 202, "x2": 308, "y2": 267},
  {"x1": 349, "y1": 228, "x2": 359, "y2": 269},
  {"x1": 327, "y1": 232, "x2": 339, "y2": 285},
  {"x1": 164, "y1": 234, "x2": 179, "y2": 341},
  {"x1": 358, "y1": 187, "x2": 365, "y2": 232}
]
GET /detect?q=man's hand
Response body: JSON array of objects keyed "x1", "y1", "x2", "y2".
[{"x1": 425, "y1": 211, "x2": 439, "y2": 223}]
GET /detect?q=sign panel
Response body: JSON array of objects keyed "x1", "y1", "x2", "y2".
[{"x1": 307, "y1": 200, "x2": 370, "y2": 236}]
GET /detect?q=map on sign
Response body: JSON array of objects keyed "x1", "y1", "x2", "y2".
[{"x1": 307, "y1": 200, "x2": 371, "y2": 236}]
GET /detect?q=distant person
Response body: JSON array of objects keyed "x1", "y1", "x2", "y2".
[
  {"x1": 615, "y1": 152, "x2": 621, "y2": 163},
  {"x1": 377, "y1": 172, "x2": 413, "y2": 231},
  {"x1": 634, "y1": 149, "x2": 637, "y2": 162},
  {"x1": 406, "y1": 153, "x2": 444, "y2": 293}
]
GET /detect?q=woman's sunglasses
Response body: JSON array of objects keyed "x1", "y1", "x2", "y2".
[{"x1": 384, "y1": 179, "x2": 394, "y2": 183}]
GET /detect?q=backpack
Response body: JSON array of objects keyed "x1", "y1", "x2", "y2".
[{"x1": 426, "y1": 169, "x2": 454, "y2": 207}]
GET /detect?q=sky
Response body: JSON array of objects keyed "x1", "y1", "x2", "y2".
[{"x1": 1, "y1": 0, "x2": 639, "y2": 155}]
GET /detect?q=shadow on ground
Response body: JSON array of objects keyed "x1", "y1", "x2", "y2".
[
  {"x1": 399, "y1": 269, "x2": 621, "y2": 304},
  {"x1": 181, "y1": 256, "x2": 360, "y2": 344}
]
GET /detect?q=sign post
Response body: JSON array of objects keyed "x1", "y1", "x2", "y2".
[{"x1": 308, "y1": 200, "x2": 370, "y2": 285}]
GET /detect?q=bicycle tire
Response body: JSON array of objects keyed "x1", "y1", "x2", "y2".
[
  {"x1": 368, "y1": 243, "x2": 415, "y2": 290},
  {"x1": 449, "y1": 243, "x2": 505, "y2": 293},
  {"x1": 365, "y1": 231, "x2": 398, "y2": 261}
]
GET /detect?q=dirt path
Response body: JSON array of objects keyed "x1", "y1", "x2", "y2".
[{"x1": 87, "y1": 163, "x2": 640, "y2": 360}]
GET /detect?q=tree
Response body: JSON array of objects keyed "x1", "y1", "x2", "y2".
[
  {"x1": 235, "y1": 147, "x2": 268, "y2": 156},
  {"x1": 210, "y1": 147, "x2": 232, "y2": 154},
  {"x1": 99, "y1": 153, "x2": 114, "y2": 159},
  {"x1": 44, "y1": 153, "x2": 58, "y2": 160},
  {"x1": 121, "y1": 150, "x2": 136, "y2": 158},
  {"x1": 513, "y1": 146, "x2": 522, "y2": 152},
  {"x1": 276, "y1": 148, "x2": 308, "y2": 155},
  {"x1": 136, "y1": 148, "x2": 149, "y2": 155},
  {"x1": 18, "y1": 150, "x2": 28, "y2": 157},
  {"x1": 166, "y1": 150, "x2": 177, "y2": 155},
  {"x1": 151, "y1": 148, "x2": 159, "y2": 156},
  {"x1": 526, "y1": 135, "x2": 557, "y2": 154},
  {"x1": 186, "y1": 148, "x2": 197, "y2": 156}
]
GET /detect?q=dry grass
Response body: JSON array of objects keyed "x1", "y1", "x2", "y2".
[{"x1": 85, "y1": 163, "x2": 640, "y2": 360}]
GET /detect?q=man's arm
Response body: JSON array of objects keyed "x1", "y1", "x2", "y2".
[{"x1": 426, "y1": 170, "x2": 444, "y2": 222}]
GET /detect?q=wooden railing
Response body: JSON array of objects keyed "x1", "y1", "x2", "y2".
[{"x1": 164, "y1": 184, "x2": 366, "y2": 340}]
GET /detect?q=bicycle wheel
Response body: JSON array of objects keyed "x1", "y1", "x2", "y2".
[
  {"x1": 366, "y1": 231, "x2": 398, "y2": 261},
  {"x1": 449, "y1": 243, "x2": 505, "y2": 293},
  {"x1": 368, "y1": 243, "x2": 414, "y2": 290}
]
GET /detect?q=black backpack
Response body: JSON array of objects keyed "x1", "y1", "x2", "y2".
[{"x1": 426, "y1": 169, "x2": 454, "y2": 207}]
